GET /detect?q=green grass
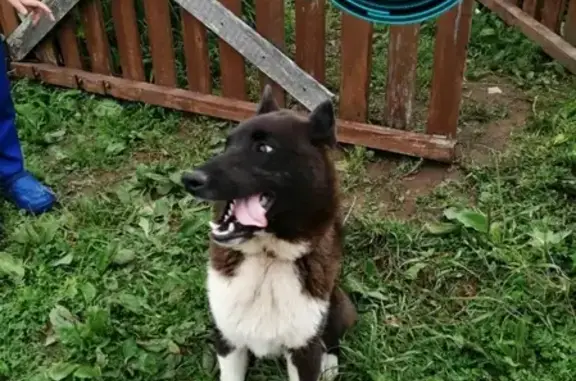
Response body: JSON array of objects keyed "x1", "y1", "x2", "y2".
[{"x1": 2, "y1": 4, "x2": 576, "y2": 381}]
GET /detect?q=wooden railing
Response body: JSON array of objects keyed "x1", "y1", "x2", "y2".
[
  {"x1": 480, "y1": 0, "x2": 576, "y2": 75},
  {"x1": 0, "y1": 0, "x2": 477, "y2": 162}
]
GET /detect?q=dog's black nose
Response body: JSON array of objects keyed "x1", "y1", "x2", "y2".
[{"x1": 182, "y1": 170, "x2": 208, "y2": 192}]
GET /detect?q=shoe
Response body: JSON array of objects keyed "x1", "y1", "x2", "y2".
[{"x1": 1, "y1": 171, "x2": 56, "y2": 214}]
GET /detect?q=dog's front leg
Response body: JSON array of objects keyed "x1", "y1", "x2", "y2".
[
  {"x1": 285, "y1": 338, "x2": 323, "y2": 381},
  {"x1": 215, "y1": 329, "x2": 248, "y2": 381}
]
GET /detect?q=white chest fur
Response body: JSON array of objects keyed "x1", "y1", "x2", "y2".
[{"x1": 207, "y1": 255, "x2": 328, "y2": 358}]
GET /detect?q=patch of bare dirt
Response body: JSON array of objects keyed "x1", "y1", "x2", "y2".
[
  {"x1": 343, "y1": 76, "x2": 531, "y2": 221},
  {"x1": 62, "y1": 150, "x2": 168, "y2": 198}
]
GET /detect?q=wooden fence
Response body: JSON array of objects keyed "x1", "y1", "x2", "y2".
[
  {"x1": 0, "y1": 0, "x2": 476, "y2": 162},
  {"x1": 479, "y1": 0, "x2": 576, "y2": 74}
]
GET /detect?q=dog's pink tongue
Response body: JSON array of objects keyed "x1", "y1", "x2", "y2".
[{"x1": 234, "y1": 195, "x2": 267, "y2": 227}]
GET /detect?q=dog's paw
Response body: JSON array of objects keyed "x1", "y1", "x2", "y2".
[{"x1": 320, "y1": 353, "x2": 339, "y2": 381}]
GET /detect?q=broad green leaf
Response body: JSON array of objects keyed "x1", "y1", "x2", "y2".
[
  {"x1": 73, "y1": 365, "x2": 101, "y2": 378},
  {"x1": 529, "y1": 229, "x2": 571, "y2": 248},
  {"x1": 405, "y1": 262, "x2": 427, "y2": 280},
  {"x1": 444, "y1": 208, "x2": 489, "y2": 233},
  {"x1": 52, "y1": 253, "x2": 74, "y2": 267},
  {"x1": 49, "y1": 305, "x2": 76, "y2": 330},
  {"x1": 115, "y1": 293, "x2": 145, "y2": 314},
  {"x1": 112, "y1": 249, "x2": 136, "y2": 265},
  {"x1": 80, "y1": 282, "x2": 97, "y2": 303},
  {"x1": 47, "y1": 362, "x2": 78, "y2": 381},
  {"x1": 0, "y1": 252, "x2": 25, "y2": 281},
  {"x1": 489, "y1": 222, "x2": 503, "y2": 243},
  {"x1": 138, "y1": 218, "x2": 151, "y2": 237},
  {"x1": 425, "y1": 222, "x2": 458, "y2": 235},
  {"x1": 137, "y1": 339, "x2": 167, "y2": 353}
]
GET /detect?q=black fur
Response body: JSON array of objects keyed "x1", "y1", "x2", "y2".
[{"x1": 289, "y1": 337, "x2": 324, "y2": 381}]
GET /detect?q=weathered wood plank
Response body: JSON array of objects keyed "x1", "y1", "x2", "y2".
[
  {"x1": 6, "y1": 0, "x2": 80, "y2": 61},
  {"x1": 15, "y1": 12, "x2": 58, "y2": 66},
  {"x1": 295, "y1": 0, "x2": 326, "y2": 83},
  {"x1": 479, "y1": 0, "x2": 576, "y2": 74},
  {"x1": 111, "y1": 0, "x2": 145, "y2": 81},
  {"x1": 565, "y1": 0, "x2": 576, "y2": 46},
  {"x1": 173, "y1": 0, "x2": 333, "y2": 111},
  {"x1": 217, "y1": 0, "x2": 247, "y2": 100},
  {"x1": 540, "y1": 0, "x2": 565, "y2": 33},
  {"x1": 339, "y1": 13, "x2": 372, "y2": 122},
  {"x1": 57, "y1": 14, "x2": 83, "y2": 69},
  {"x1": 181, "y1": 9, "x2": 212, "y2": 93},
  {"x1": 0, "y1": 1, "x2": 19, "y2": 35},
  {"x1": 385, "y1": 25, "x2": 420, "y2": 129},
  {"x1": 11, "y1": 62, "x2": 456, "y2": 162},
  {"x1": 427, "y1": 0, "x2": 474, "y2": 137},
  {"x1": 79, "y1": 0, "x2": 112, "y2": 74},
  {"x1": 143, "y1": 0, "x2": 177, "y2": 86},
  {"x1": 255, "y1": 0, "x2": 285, "y2": 107}
]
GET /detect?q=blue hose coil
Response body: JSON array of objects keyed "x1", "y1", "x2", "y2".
[{"x1": 329, "y1": 0, "x2": 463, "y2": 25}]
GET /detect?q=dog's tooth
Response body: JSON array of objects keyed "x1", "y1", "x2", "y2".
[
  {"x1": 227, "y1": 222, "x2": 235, "y2": 233},
  {"x1": 209, "y1": 221, "x2": 220, "y2": 230}
]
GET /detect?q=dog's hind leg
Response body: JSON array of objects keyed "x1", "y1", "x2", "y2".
[
  {"x1": 214, "y1": 328, "x2": 248, "y2": 381},
  {"x1": 285, "y1": 338, "x2": 323, "y2": 381},
  {"x1": 320, "y1": 287, "x2": 358, "y2": 381}
]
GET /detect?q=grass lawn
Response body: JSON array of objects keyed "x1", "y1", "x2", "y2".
[{"x1": 2, "y1": 4, "x2": 576, "y2": 381}]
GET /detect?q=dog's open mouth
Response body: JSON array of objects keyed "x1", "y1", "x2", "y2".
[{"x1": 209, "y1": 193, "x2": 274, "y2": 244}]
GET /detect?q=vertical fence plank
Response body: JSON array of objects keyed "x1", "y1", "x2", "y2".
[
  {"x1": 540, "y1": 0, "x2": 565, "y2": 33},
  {"x1": 57, "y1": 15, "x2": 83, "y2": 69},
  {"x1": 217, "y1": 0, "x2": 247, "y2": 100},
  {"x1": 0, "y1": 2, "x2": 18, "y2": 35},
  {"x1": 339, "y1": 13, "x2": 372, "y2": 122},
  {"x1": 35, "y1": 39, "x2": 59, "y2": 65},
  {"x1": 295, "y1": 0, "x2": 326, "y2": 83},
  {"x1": 181, "y1": 9, "x2": 212, "y2": 93},
  {"x1": 111, "y1": 0, "x2": 145, "y2": 81},
  {"x1": 80, "y1": 0, "x2": 112, "y2": 74},
  {"x1": 255, "y1": 0, "x2": 285, "y2": 106},
  {"x1": 385, "y1": 25, "x2": 420, "y2": 129},
  {"x1": 426, "y1": 0, "x2": 474, "y2": 137},
  {"x1": 522, "y1": 0, "x2": 542, "y2": 19},
  {"x1": 143, "y1": 0, "x2": 177, "y2": 86},
  {"x1": 566, "y1": 0, "x2": 576, "y2": 46}
]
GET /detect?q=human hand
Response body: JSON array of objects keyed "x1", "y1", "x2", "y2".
[{"x1": 6, "y1": 0, "x2": 55, "y2": 25}]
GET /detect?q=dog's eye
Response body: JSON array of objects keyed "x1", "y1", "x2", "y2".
[{"x1": 256, "y1": 143, "x2": 274, "y2": 153}]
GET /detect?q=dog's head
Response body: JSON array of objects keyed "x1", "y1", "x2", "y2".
[{"x1": 182, "y1": 85, "x2": 338, "y2": 247}]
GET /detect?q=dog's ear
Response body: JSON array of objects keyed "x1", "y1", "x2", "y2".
[
  {"x1": 256, "y1": 84, "x2": 280, "y2": 115},
  {"x1": 308, "y1": 99, "x2": 336, "y2": 147}
]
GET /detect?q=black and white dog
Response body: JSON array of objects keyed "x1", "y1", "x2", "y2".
[{"x1": 182, "y1": 86, "x2": 356, "y2": 381}]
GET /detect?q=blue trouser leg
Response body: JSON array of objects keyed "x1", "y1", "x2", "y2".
[{"x1": 0, "y1": 41, "x2": 24, "y2": 182}]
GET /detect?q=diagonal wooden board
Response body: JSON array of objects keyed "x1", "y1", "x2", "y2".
[
  {"x1": 479, "y1": 0, "x2": 576, "y2": 75},
  {"x1": 6, "y1": 0, "x2": 81, "y2": 62},
  {"x1": 174, "y1": 0, "x2": 334, "y2": 111}
]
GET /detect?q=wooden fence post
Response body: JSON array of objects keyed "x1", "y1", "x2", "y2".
[
  {"x1": 339, "y1": 13, "x2": 372, "y2": 122},
  {"x1": 385, "y1": 25, "x2": 420, "y2": 129},
  {"x1": 112, "y1": 0, "x2": 145, "y2": 81},
  {"x1": 426, "y1": 0, "x2": 474, "y2": 138},
  {"x1": 255, "y1": 0, "x2": 286, "y2": 106},
  {"x1": 295, "y1": 0, "x2": 326, "y2": 83},
  {"x1": 181, "y1": 9, "x2": 212, "y2": 93},
  {"x1": 79, "y1": 0, "x2": 112, "y2": 74},
  {"x1": 218, "y1": 0, "x2": 247, "y2": 100}
]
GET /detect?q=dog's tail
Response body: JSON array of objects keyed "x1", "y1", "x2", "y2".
[{"x1": 332, "y1": 287, "x2": 358, "y2": 332}]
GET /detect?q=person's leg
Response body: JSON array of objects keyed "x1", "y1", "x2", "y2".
[
  {"x1": 0, "y1": 41, "x2": 23, "y2": 180},
  {"x1": 0, "y1": 40, "x2": 55, "y2": 214}
]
